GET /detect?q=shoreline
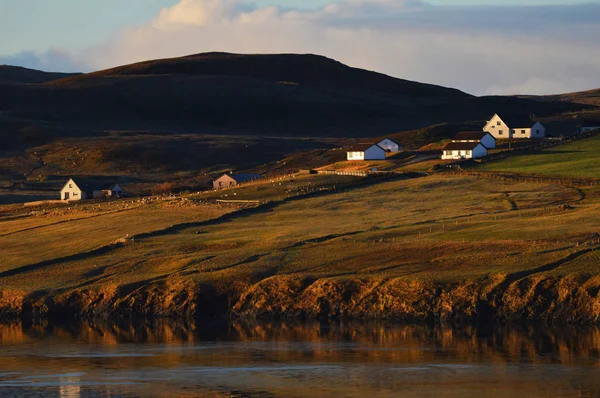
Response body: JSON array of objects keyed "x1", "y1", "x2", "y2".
[{"x1": 2, "y1": 273, "x2": 600, "y2": 325}]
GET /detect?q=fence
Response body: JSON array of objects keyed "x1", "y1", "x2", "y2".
[{"x1": 316, "y1": 170, "x2": 369, "y2": 177}]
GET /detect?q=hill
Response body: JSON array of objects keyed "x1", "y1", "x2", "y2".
[
  {"x1": 0, "y1": 53, "x2": 587, "y2": 136},
  {"x1": 0, "y1": 53, "x2": 595, "y2": 196},
  {"x1": 520, "y1": 88, "x2": 600, "y2": 107},
  {"x1": 1, "y1": 172, "x2": 600, "y2": 323},
  {"x1": 0, "y1": 65, "x2": 80, "y2": 85}
]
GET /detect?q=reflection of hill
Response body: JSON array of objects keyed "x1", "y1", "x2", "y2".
[{"x1": 2, "y1": 320, "x2": 600, "y2": 366}]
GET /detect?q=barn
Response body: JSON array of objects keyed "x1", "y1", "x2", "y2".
[
  {"x1": 377, "y1": 138, "x2": 403, "y2": 153},
  {"x1": 213, "y1": 173, "x2": 263, "y2": 190}
]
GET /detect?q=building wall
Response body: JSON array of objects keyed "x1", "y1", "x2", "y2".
[
  {"x1": 93, "y1": 190, "x2": 113, "y2": 199},
  {"x1": 364, "y1": 146, "x2": 387, "y2": 160},
  {"x1": 111, "y1": 184, "x2": 124, "y2": 196},
  {"x1": 481, "y1": 134, "x2": 496, "y2": 149},
  {"x1": 61, "y1": 180, "x2": 85, "y2": 201},
  {"x1": 347, "y1": 151, "x2": 365, "y2": 161},
  {"x1": 472, "y1": 144, "x2": 488, "y2": 158},
  {"x1": 484, "y1": 115, "x2": 511, "y2": 139},
  {"x1": 441, "y1": 145, "x2": 487, "y2": 160},
  {"x1": 442, "y1": 150, "x2": 473, "y2": 160},
  {"x1": 511, "y1": 122, "x2": 545, "y2": 139},
  {"x1": 377, "y1": 139, "x2": 400, "y2": 153},
  {"x1": 213, "y1": 175, "x2": 238, "y2": 190}
]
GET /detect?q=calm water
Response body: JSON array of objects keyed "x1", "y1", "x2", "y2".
[{"x1": 0, "y1": 320, "x2": 599, "y2": 397}]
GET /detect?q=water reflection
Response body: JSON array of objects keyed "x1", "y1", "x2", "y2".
[{"x1": 0, "y1": 320, "x2": 599, "y2": 397}]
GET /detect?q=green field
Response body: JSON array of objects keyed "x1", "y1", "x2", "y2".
[{"x1": 477, "y1": 135, "x2": 600, "y2": 178}]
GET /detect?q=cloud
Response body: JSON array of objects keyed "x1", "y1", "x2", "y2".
[
  {"x1": 0, "y1": 49, "x2": 87, "y2": 73},
  {"x1": 5, "y1": 0, "x2": 600, "y2": 95}
]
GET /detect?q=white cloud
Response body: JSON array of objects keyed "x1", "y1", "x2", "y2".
[{"x1": 3, "y1": 0, "x2": 600, "y2": 95}]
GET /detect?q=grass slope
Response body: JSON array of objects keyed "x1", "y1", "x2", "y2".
[
  {"x1": 1, "y1": 174, "x2": 599, "y2": 294},
  {"x1": 478, "y1": 134, "x2": 600, "y2": 178}
]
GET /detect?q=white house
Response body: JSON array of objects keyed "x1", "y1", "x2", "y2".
[
  {"x1": 60, "y1": 178, "x2": 123, "y2": 201},
  {"x1": 483, "y1": 114, "x2": 546, "y2": 139},
  {"x1": 347, "y1": 144, "x2": 387, "y2": 161},
  {"x1": 377, "y1": 138, "x2": 402, "y2": 153},
  {"x1": 441, "y1": 142, "x2": 488, "y2": 160},
  {"x1": 452, "y1": 131, "x2": 496, "y2": 149}
]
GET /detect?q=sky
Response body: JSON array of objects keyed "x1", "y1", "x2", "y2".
[{"x1": 1, "y1": 0, "x2": 599, "y2": 95}]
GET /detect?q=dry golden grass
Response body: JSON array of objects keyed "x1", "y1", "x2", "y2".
[{"x1": 2, "y1": 174, "x2": 598, "y2": 292}]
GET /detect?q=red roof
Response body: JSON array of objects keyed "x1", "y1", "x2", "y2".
[{"x1": 453, "y1": 131, "x2": 494, "y2": 141}]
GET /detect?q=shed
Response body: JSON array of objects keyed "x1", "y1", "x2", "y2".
[
  {"x1": 377, "y1": 138, "x2": 403, "y2": 153},
  {"x1": 213, "y1": 173, "x2": 263, "y2": 190}
]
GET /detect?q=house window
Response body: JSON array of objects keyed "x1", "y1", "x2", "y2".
[
  {"x1": 73, "y1": 193, "x2": 78, "y2": 196},
  {"x1": 69, "y1": 184, "x2": 72, "y2": 188},
  {"x1": 498, "y1": 130, "x2": 504, "y2": 135},
  {"x1": 521, "y1": 130, "x2": 526, "y2": 134},
  {"x1": 536, "y1": 130, "x2": 540, "y2": 134},
  {"x1": 497, "y1": 121, "x2": 501, "y2": 126}
]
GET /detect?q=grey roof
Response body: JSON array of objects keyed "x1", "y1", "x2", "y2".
[
  {"x1": 378, "y1": 138, "x2": 400, "y2": 146},
  {"x1": 348, "y1": 143, "x2": 385, "y2": 152},
  {"x1": 67, "y1": 178, "x2": 118, "y2": 192},
  {"x1": 453, "y1": 131, "x2": 494, "y2": 141},
  {"x1": 229, "y1": 173, "x2": 263, "y2": 183},
  {"x1": 443, "y1": 142, "x2": 484, "y2": 151},
  {"x1": 497, "y1": 114, "x2": 536, "y2": 128}
]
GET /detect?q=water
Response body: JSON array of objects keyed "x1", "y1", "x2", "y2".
[{"x1": 1, "y1": 320, "x2": 599, "y2": 397}]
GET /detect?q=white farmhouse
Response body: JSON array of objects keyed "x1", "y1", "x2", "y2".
[
  {"x1": 441, "y1": 142, "x2": 488, "y2": 160},
  {"x1": 483, "y1": 114, "x2": 546, "y2": 139},
  {"x1": 377, "y1": 138, "x2": 403, "y2": 153},
  {"x1": 347, "y1": 144, "x2": 387, "y2": 161},
  {"x1": 61, "y1": 178, "x2": 123, "y2": 201},
  {"x1": 452, "y1": 131, "x2": 496, "y2": 149}
]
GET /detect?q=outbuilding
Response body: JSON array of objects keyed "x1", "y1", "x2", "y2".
[
  {"x1": 213, "y1": 173, "x2": 263, "y2": 190},
  {"x1": 347, "y1": 144, "x2": 387, "y2": 161},
  {"x1": 452, "y1": 131, "x2": 497, "y2": 149},
  {"x1": 60, "y1": 178, "x2": 124, "y2": 201},
  {"x1": 441, "y1": 142, "x2": 488, "y2": 160},
  {"x1": 377, "y1": 138, "x2": 403, "y2": 153}
]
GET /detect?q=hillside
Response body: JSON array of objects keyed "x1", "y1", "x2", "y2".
[
  {"x1": 0, "y1": 65, "x2": 80, "y2": 85},
  {"x1": 0, "y1": 53, "x2": 596, "y2": 197},
  {"x1": 1, "y1": 172, "x2": 600, "y2": 323},
  {"x1": 521, "y1": 89, "x2": 600, "y2": 107},
  {"x1": 0, "y1": 53, "x2": 587, "y2": 136}
]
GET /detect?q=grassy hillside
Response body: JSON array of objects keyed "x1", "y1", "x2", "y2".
[
  {"x1": 477, "y1": 134, "x2": 600, "y2": 178},
  {"x1": 0, "y1": 65, "x2": 80, "y2": 85},
  {"x1": 522, "y1": 89, "x2": 600, "y2": 107},
  {"x1": 0, "y1": 53, "x2": 587, "y2": 136},
  {"x1": 2, "y1": 173, "x2": 600, "y2": 323}
]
